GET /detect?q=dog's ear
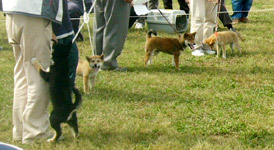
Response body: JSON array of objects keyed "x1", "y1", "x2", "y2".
[
  {"x1": 86, "y1": 56, "x2": 91, "y2": 62},
  {"x1": 208, "y1": 38, "x2": 215, "y2": 45},
  {"x1": 100, "y1": 54, "x2": 104, "y2": 61},
  {"x1": 192, "y1": 32, "x2": 196, "y2": 36}
]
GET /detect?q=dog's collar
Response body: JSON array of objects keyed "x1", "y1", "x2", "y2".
[
  {"x1": 184, "y1": 40, "x2": 188, "y2": 47},
  {"x1": 179, "y1": 40, "x2": 187, "y2": 49}
]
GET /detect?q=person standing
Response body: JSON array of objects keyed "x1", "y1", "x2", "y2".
[
  {"x1": 190, "y1": 0, "x2": 217, "y2": 56},
  {"x1": 231, "y1": 0, "x2": 253, "y2": 24},
  {"x1": 93, "y1": 0, "x2": 132, "y2": 71},
  {"x1": 2, "y1": 0, "x2": 63, "y2": 144}
]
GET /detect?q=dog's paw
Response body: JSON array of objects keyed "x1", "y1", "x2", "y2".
[
  {"x1": 47, "y1": 138, "x2": 55, "y2": 143},
  {"x1": 31, "y1": 58, "x2": 39, "y2": 65},
  {"x1": 73, "y1": 133, "x2": 79, "y2": 138},
  {"x1": 47, "y1": 133, "x2": 57, "y2": 142}
]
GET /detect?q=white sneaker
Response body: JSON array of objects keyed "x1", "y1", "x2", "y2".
[
  {"x1": 135, "y1": 22, "x2": 144, "y2": 29},
  {"x1": 204, "y1": 49, "x2": 216, "y2": 55},
  {"x1": 192, "y1": 49, "x2": 205, "y2": 56}
]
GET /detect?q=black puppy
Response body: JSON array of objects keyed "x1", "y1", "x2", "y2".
[{"x1": 31, "y1": 41, "x2": 82, "y2": 142}]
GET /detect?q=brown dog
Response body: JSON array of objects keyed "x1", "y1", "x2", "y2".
[
  {"x1": 76, "y1": 54, "x2": 104, "y2": 93},
  {"x1": 204, "y1": 31, "x2": 244, "y2": 58},
  {"x1": 144, "y1": 29, "x2": 196, "y2": 70}
]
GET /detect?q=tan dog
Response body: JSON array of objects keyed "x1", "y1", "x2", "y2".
[
  {"x1": 204, "y1": 31, "x2": 244, "y2": 58},
  {"x1": 76, "y1": 54, "x2": 104, "y2": 93},
  {"x1": 144, "y1": 29, "x2": 196, "y2": 70}
]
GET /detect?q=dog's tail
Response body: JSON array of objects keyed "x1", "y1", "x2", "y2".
[
  {"x1": 235, "y1": 32, "x2": 245, "y2": 41},
  {"x1": 72, "y1": 87, "x2": 82, "y2": 110},
  {"x1": 147, "y1": 29, "x2": 157, "y2": 39}
]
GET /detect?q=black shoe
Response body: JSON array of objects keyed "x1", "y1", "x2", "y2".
[
  {"x1": 101, "y1": 66, "x2": 128, "y2": 72},
  {"x1": 112, "y1": 67, "x2": 128, "y2": 72},
  {"x1": 229, "y1": 27, "x2": 236, "y2": 32}
]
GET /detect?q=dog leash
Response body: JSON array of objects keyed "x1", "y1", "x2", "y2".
[
  {"x1": 157, "y1": 9, "x2": 194, "y2": 49},
  {"x1": 214, "y1": 0, "x2": 222, "y2": 45},
  {"x1": 157, "y1": 9, "x2": 181, "y2": 38}
]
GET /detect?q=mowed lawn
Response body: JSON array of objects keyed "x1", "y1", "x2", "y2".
[{"x1": 0, "y1": 1, "x2": 274, "y2": 149}]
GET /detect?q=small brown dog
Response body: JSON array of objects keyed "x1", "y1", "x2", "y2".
[
  {"x1": 76, "y1": 54, "x2": 104, "y2": 93},
  {"x1": 144, "y1": 29, "x2": 196, "y2": 70},
  {"x1": 204, "y1": 31, "x2": 244, "y2": 58}
]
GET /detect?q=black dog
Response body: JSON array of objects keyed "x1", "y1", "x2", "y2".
[{"x1": 31, "y1": 41, "x2": 82, "y2": 142}]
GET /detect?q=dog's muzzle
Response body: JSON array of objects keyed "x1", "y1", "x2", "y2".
[
  {"x1": 92, "y1": 64, "x2": 101, "y2": 71},
  {"x1": 188, "y1": 43, "x2": 194, "y2": 50}
]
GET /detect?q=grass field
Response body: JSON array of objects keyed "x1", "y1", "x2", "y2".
[{"x1": 0, "y1": 1, "x2": 274, "y2": 150}]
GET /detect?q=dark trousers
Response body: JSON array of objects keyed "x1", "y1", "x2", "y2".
[
  {"x1": 68, "y1": 1, "x2": 84, "y2": 34},
  {"x1": 57, "y1": 35, "x2": 79, "y2": 88},
  {"x1": 129, "y1": 7, "x2": 138, "y2": 29},
  {"x1": 218, "y1": 0, "x2": 233, "y2": 26},
  {"x1": 68, "y1": 1, "x2": 93, "y2": 34},
  {"x1": 162, "y1": 0, "x2": 189, "y2": 14}
]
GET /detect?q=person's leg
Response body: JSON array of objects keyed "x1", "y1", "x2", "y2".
[
  {"x1": 178, "y1": 0, "x2": 189, "y2": 14},
  {"x1": 203, "y1": 0, "x2": 217, "y2": 54},
  {"x1": 219, "y1": 0, "x2": 233, "y2": 26},
  {"x1": 101, "y1": 0, "x2": 131, "y2": 70},
  {"x1": 190, "y1": 0, "x2": 207, "y2": 56},
  {"x1": 231, "y1": 0, "x2": 243, "y2": 20},
  {"x1": 129, "y1": 7, "x2": 139, "y2": 29},
  {"x1": 148, "y1": 0, "x2": 159, "y2": 9},
  {"x1": 6, "y1": 14, "x2": 27, "y2": 141},
  {"x1": 163, "y1": 0, "x2": 173, "y2": 9},
  {"x1": 204, "y1": 0, "x2": 217, "y2": 39},
  {"x1": 93, "y1": 0, "x2": 105, "y2": 56},
  {"x1": 241, "y1": 0, "x2": 253, "y2": 21},
  {"x1": 7, "y1": 14, "x2": 52, "y2": 144},
  {"x1": 68, "y1": 1, "x2": 84, "y2": 40},
  {"x1": 23, "y1": 16, "x2": 52, "y2": 144},
  {"x1": 190, "y1": 0, "x2": 205, "y2": 49}
]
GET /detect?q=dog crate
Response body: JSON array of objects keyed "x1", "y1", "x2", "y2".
[{"x1": 147, "y1": 9, "x2": 189, "y2": 33}]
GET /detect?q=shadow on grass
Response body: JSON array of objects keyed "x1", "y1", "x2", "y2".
[
  {"x1": 92, "y1": 86, "x2": 205, "y2": 104},
  {"x1": 126, "y1": 61, "x2": 274, "y2": 75},
  {"x1": 239, "y1": 129, "x2": 274, "y2": 148},
  {"x1": 77, "y1": 126, "x2": 274, "y2": 149},
  {"x1": 78, "y1": 128, "x2": 202, "y2": 149},
  {"x1": 126, "y1": 65, "x2": 222, "y2": 74}
]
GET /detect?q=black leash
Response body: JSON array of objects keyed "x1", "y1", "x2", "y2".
[
  {"x1": 157, "y1": 9, "x2": 181, "y2": 38},
  {"x1": 156, "y1": 9, "x2": 194, "y2": 49}
]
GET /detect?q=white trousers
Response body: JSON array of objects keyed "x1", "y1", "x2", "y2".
[
  {"x1": 190, "y1": 0, "x2": 217, "y2": 48},
  {"x1": 6, "y1": 14, "x2": 52, "y2": 143}
]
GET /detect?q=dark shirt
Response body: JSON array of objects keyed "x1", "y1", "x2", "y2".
[
  {"x1": 53, "y1": 0, "x2": 74, "y2": 37},
  {"x1": 71, "y1": 0, "x2": 93, "y2": 11}
]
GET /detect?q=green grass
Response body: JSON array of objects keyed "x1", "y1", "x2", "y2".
[{"x1": 0, "y1": 1, "x2": 274, "y2": 149}]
